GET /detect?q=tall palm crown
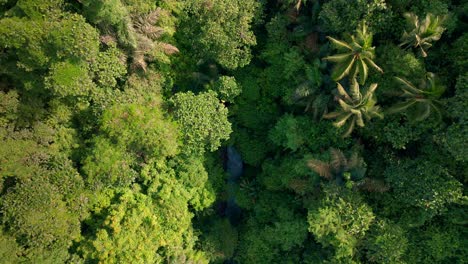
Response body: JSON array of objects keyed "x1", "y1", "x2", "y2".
[
  {"x1": 324, "y1": 22, "x2": 383, "y2": 85},
  {"x1": 389, "y1": 72, "x2": 445, "y2": 122},
  {"x1": 400, "y1": 13, "x2": 446, "y2": 57},
  {"x1": 324, "y1": 81, "x2": 383, "y2": 137}
]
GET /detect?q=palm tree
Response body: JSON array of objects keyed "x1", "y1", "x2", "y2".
[
  {"x1": 324, "y1": 22, "x2": 383, "y2": 85},
  {"x1": 292, "y1": 81, "x2": 330, "y2": 119},
  {"x1": 324, "y1": 81, "x2": 383, "y2": 137},
  {"x1": 388, "y1": 72, "x2": 445, "y2": 122},
  {"x1": 130, "y1": 8, "x2": 179, "y2": 71},
  {"x1": 307, "y1": 148, "x2": 388, "y2": 192},
  {"x1": 400, "y1": 13, "x2": 446, "y2": 57},
  {"x1": 307, "y1": 148, "x2": 366, "y2": 181}
]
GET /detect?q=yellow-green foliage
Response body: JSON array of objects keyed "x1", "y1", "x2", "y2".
[
  {"x1": 307, "y1": 185, "x2": 375, "y2": 260},
  {"x1": 170, "y1": 91, "x2": 231, "y2": 154}
]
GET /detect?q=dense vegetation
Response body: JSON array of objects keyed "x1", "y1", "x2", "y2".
[{"x1": 0, "y1": 0, "x2": 466, "y2": 263}]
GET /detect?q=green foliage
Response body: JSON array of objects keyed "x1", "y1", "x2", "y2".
[
  {"x1": 237, "y1": 190, "x2": 308, "y2": 264},
  {"x1": 319, "y1": 0, "x2": 392, "y2": 34},
  {"x1": 0, "y1": 10, "x2": 99, "y2": 94},
  {"x1": 234, "y1": 95, "x2": 280, "y2": 131},
  {"x1": 81, "y1": 0, "x2": 136, "y2": 49},
  {"x1": 384, "y1": 159, "x2": 463, "y2": 222},
  {"x1": 201, "y1": 152, "x2": 226, "y2": 200},
  {"x1": 446, "y1": 74, "x2": 468, "y2": 122},
  {"x1": 450, "y1": 33, "x2": 468, "y2": 76},
  {"x1": 364, "y1": 115, "x2": 439, "y2": 149},
  {"x1": 363, "y1": 220, "x2": 408, "y2": 263},
  {"x1": 78, "y1": 189, "x2": 203, "y2": 263},
  {"x1": 82, "y1": 103, "x2": 179, "y2": 189},
  {"x1": 0, "y1": 230, "x2": 21, "y2": 263},
  {"x1": 439, "y1": 74, "x2": 468, "y2": 161},
  {"x1": 405, "y1": 225, "x2": 467, "y2": 263},
  {"x1": 82, "y1": 0, "x2": 179, "y2": 69},
  {"x1": 100, "y1": 103, "x2": 179, "y2": 158},
  {"x1": 324, "y1": 22, "x2": 383, "y2": 84},
  {"x1": 260, "y1": 155, "x2": 319, "y2": 194},
  {"x1": 441, "y1": 123, "x2": 467, "y2": 162},
  {"x1": 16, "y1": 0, "x2": 63, "y2": 19},
  {"x1": 122, "y1": 0, "x2": 156, "y2": 14},
  {"x1": 1, "y1": 177, "x2": 80, "y2": 262},
  {"x1": 170, "y1": 91, "x2": 231, "y2": 154},
  {"x1": 233, "y1": 128, "x2": 273, "y2": 166},
  {"x1": 236, "y1": 225, "x2": 278, "y2": 264},
  {"x1": 0, "y1": 17, "x2": 49, "y2": 70},
  {"x1": 0, "y1": 90, "x2": 19, "y2": 126},
  {"x1": 45, "y1": 60, "x2": 95, "y2": 99},
  {"x1": 47, "y1": 14, "x2": 100, "y2": 62},
  {"x1": 201, "y1": 218, "x2": 238, "y2": 261},
  {"x1": 0, "y1": 0, "x2": 466, "y2": 263},
  {"x1": 131, "y1": 8, "x2": 179, "y2": 70},
  {"x1": 288, "y1": 61, "x2": 327, "y2": 118},
  {"x1": 0, "y1": 126, "x2": 52, "y2": 184},
  {"x1": 181, "y1": 0, "x2": 259, "y2": 70},
  {"x1": 212, "y1": 76, "x2": 241, "y2": 102},
  {"x1": 372, "y1": 43, "x2": 425, "y2": 98},
  {"x1": 171, "y1": 155, "x2": 216, "y2": 211},
  {"x1": 90, "y1": 46, "x2": 127, "y2": 88},
  {"x1": 269, "y1": 114, "x2": 307, "y2": 151},
  {"x1": 376, "y1": 43, "x2": 425, "y2": 79},
  {"x1": 82, "y1": 137, "x2": 138, "y2": 189}
]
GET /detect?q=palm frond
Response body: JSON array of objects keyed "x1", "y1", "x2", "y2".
[
  {"x1": 395, "y1": 77, "x2": 422, "y2": 95},
  {"x1": 348, "y1": 152, "x2": 361, "y2": 169},
  {"x1": 330, "y1": 148, "x2": 346, "y2": 171},
  {"x1": 332, "y1": 113, "x2": 352, "y2": 128},
  {"x1": 326, "y1": 36, "x2": 353, "y2": 50},
  {"x1": 131, "y1": 54, "x2": 147, "y2": 72},
  {"x1": 307, "y1": 159, "x2": 333, "y2": 180},
  {"x1": 387, "y1": 100, "x2": 417, "y2": 114},
  {"x1": 336, "y1": 83, "x2": 351, "y2": 101},
  {"x1": 288, "y1": 178, "x2": 309, "y2": 194},
  {"x1": 363, "y1": 57, "x2": 383, "y2": 73},
  {"x1": 332, "y1": 56, "x2": 356, "y2": 81},
  {"x1": 342, "y1": 118, "x2": 355, "y2": 137},
  {"x1": 349, "y1": 80, "x2": 361, "y2": 102},
  {"x1": 323, "y1": 53, "x2": 353, "y2": 63},
  {"x1": 161, "y1": 43, "x2": 179, "y2": 55},
  {"x1": 100, "y1": 34, "x2": 117, "y2": 46},
  {"x1": 357, "y1": 58, "x2": 368, "y2": 85}
]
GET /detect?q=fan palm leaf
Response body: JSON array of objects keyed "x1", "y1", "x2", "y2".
[
  {"x1": 307, "y1": 160, "x2": 333, "y2": 180},
  {"x1": 307, "y1": 149, "x2": 371, "y2": 187}
]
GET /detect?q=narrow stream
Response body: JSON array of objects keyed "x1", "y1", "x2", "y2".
[{"x1": 225, "y1": 146, "x2": 243, "y2": 226}]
